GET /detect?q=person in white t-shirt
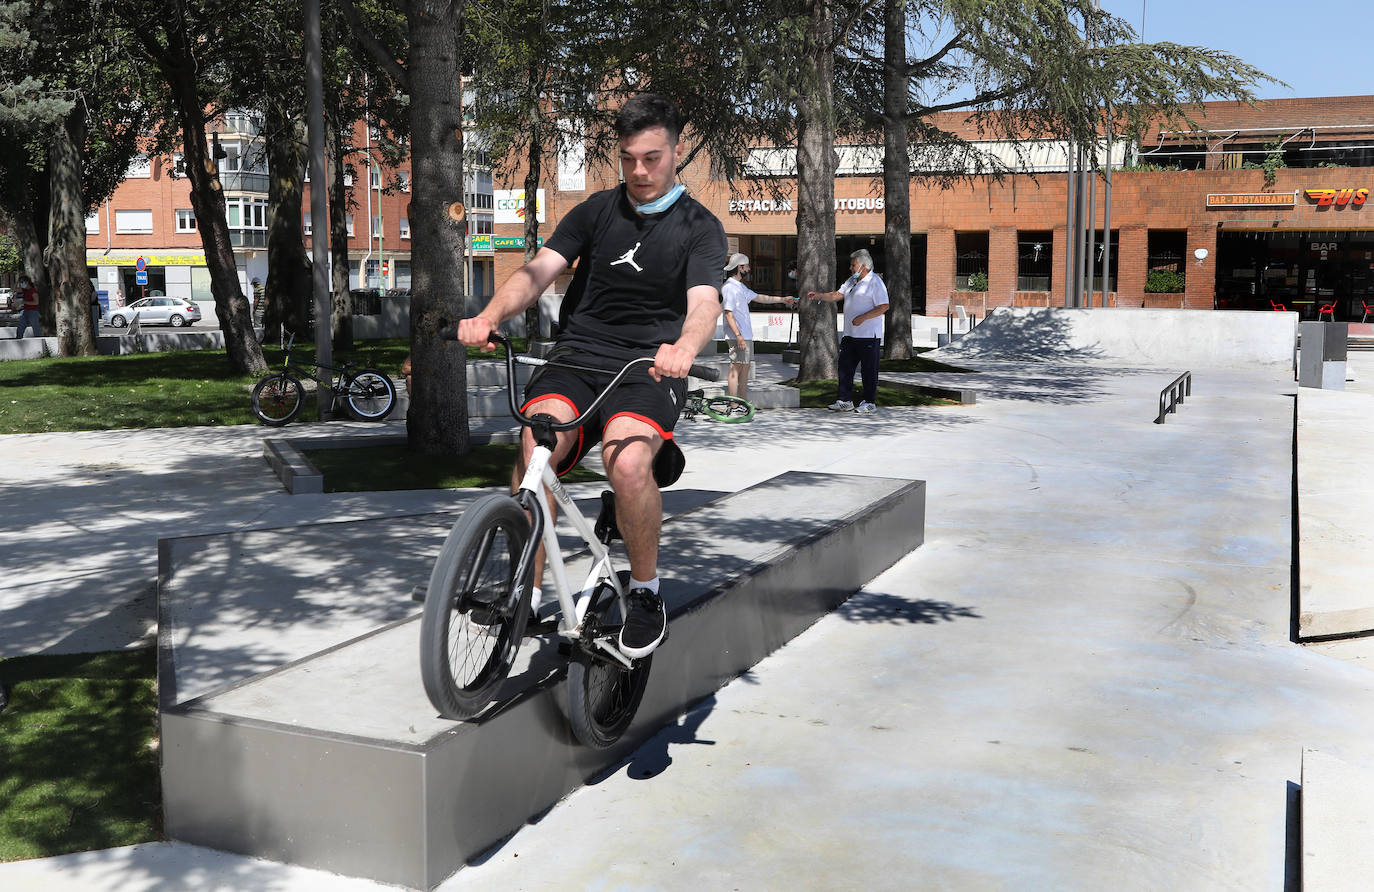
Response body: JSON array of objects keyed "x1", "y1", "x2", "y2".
[
  {"x1": 805, "y1": 248, "x2": 889, "y2": 414},
  {"x1": 720, "y1": 253, "x2": 796, "y2": 402}
]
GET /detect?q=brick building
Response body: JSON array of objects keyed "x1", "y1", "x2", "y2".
[
  {"x1": 491, "y1": 94, "x2": 1374, "y2": 323},
  {"x1": 85, "y1": 110, "x2": 496, "y2": 311}
]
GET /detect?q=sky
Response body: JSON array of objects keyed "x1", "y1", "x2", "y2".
[{"x1": 1097, "y1": 0, "x2": 1374, "y2": 99}]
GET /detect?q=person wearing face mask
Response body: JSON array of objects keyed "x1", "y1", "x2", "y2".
[
  {"x1": 720, "y1": 253, "x2": 796, "y2": 402},
  {"x1": 457, "y1": 93, "x2": 725, "y2": 659},
  {"x1": 805, "y1": 248, "x2": 889, "y2": 415}
]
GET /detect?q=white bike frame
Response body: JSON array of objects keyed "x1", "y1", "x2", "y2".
[{"x1": 517, "y1": 443, "x2": 633, "y2": 669}]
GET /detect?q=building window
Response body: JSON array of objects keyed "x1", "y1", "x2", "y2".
[
  {"x1": 398, "y1": 170, "x2": 411, "y2": 192},
  {"x1": 954, "y1": 232, "x2": 989, "y2": 291},
  {"x1": 371, "y1": 216, "x2": 383, "y2": 239},
  {"x1": 346, "y1": 214, "x2": 354, "y2": 237},
  {"x1": 399, "y1": 217, "x2": 410, "y2": 239},
  {"x1": 370, "y1": 166, "x2": 381, "y2": 189},
  {"x1": 303, "y1": 212, "x2": 312, "y2": 236},
  {"x1": 86, "y1": 211, "x2": 99, "y2": 234},
  {"x1": 226, "y1": 197, "x2": 267, "y2": 229},
  {"x1": 115, "y1": 209, "x2": 154, "y2": 233},
  {"x1": 126, "y1": 155, "x2": 151, "y2": 178},
  {"x1": 470, "y1": 215, "x2": 493, "y2": 235},
  {"x1": 176, "y1": 209, "x2": 197, "y2": 233},
  {"x1": 1017, "y1": 231, "x2": 1053, "y2": 291},
  {"x1": 1088, "y1": 231, "x2": 1119, "y2": 294}
]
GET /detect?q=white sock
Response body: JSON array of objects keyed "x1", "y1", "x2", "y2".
[
  {"x1": 630, "y1": 576, "x2": 659, "y2": 595},
  {"x1": 530, "y1": 586, "x2": 543, "y2": 612}
]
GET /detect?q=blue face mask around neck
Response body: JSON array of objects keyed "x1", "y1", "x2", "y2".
[{"x1": 635, "y1": 183, "x2": 686, "y2": 214}]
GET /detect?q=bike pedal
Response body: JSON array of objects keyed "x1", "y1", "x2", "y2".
[{"x1": 411, "y1": 585, "x2": 427, "y2": 603}]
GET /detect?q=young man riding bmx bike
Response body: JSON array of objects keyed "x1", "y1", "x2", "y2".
[{"x1": 456, "y1": 93, "x2": 726, "y2": 659}]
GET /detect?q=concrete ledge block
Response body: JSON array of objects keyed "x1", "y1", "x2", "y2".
[
  {"x1": 1302, "y1": 748, "x2": 1374, "y2": 890},
  {"x1": 159, "y1": 471, "x2": 926, "y2": 888}
]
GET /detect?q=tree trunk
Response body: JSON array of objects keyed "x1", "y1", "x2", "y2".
[
  {"x1": 264, "y1": 109, "x2": 312, "y2": 343},
  {"x1": 405, "y1": 0, "x2": 469, "y2": 456},
  {"x1": 881, "y1": 0, "x2": 912, "y2": 360},
  {"x1": 795, "y1": 0, "x2": 839, "y2": 383},
  {"x1": 168, "y1": 70, "x2": 266, "y2": 375},
  {"x1": 4, "y1": 171, "x2": 52, "y2": 332},
  {"x1": 522, "y1": 100, "x2": 543, "y2": 339},
  {"x1": 327, "y1": 110, "x2": 352, "y2": 350},
  {"x1": 48, "y1": 107, "x2": 98, "y2": 356}
]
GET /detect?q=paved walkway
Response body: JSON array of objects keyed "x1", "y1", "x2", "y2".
[{"x1": 3, "y1": 349, "x2": 1374, "y2": 889}]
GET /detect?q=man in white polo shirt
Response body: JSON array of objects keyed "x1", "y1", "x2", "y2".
[
  {"x1": 805, "y1": 248, "x2": 889, "y2": 414},
  {"x1": 720, "y1": 253, "x2": 796, "y2": 402}
]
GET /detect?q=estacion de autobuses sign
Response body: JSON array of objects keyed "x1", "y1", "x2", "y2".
[{"x1": 729, "y1": 196, "x2": 885, "y2": 214}]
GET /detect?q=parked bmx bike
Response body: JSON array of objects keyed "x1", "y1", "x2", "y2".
[
  {"x1": 249, "y1": 333, "x2": 396, "y2": 426},
  {"x1": 418, "y1": 332, "x2": 717, "y2": 748}
]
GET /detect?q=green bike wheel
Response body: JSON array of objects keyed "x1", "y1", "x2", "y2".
[{"x1": 701, "y1": 395, "x2": 755, "y2": 423}]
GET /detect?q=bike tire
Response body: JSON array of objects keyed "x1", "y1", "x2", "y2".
[
  {"x1": 250, "y1": 373, "x2": 305, "y2": 426},
  {"x1": 420, "y1": 494, "x2": 533, "y2": 720},
  {"x1": 344, "y1": 368, "x2": 396, "y2": 421},
  {"x1": 566, "y1": 586, "x2": 653, "y2": 748},
  {"x1": 702, "y1": 395, "x2": 755, "y2": 423}
]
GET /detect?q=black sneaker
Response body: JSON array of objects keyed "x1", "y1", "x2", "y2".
[{"x1": 618, "y1": 588, "x2": 667, "y2": 658}]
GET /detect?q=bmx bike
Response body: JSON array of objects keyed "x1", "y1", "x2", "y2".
[
  {"x1": 683, "y1": 389, "x2": 754, "y2": 423},
  {"x1": 418, "y1": 332, "x2": 717, "y2": 748},
  {"x1": 249, "y1": 332, "x2": 396, "y2": 426}
]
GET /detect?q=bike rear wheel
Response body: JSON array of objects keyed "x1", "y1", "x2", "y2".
[
  {"x1": 420, "y1": 495, "x2": 533, "y2": 720},
  {"x1": 566, "y1": 582, "x2": 653, "y2": 748},
  {"x1": 702, "y1": 395, "x2": 755, "y2": 423},
  {"x1": 250, "y1": 373, "x2": 305, "y2": 425},
  {"x1": 344, "y1": 368, "x2": 396, "y2": 421}
]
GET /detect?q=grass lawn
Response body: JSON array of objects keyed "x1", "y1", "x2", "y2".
[
  {"x1": 303, "y1": 441, "x2": 603, "y2": 493},
  {"x1": 0, "y1": 649, "x2": 161, "y2": 862},
  {"x1": 0, "y1": 337, "x2": 516, "y2": 435},
  {"x1": 788, "y1": 378, "x2": 961, "y2": 409}
]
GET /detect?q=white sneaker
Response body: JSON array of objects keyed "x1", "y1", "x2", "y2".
[
  {"x1": 855, "y1": 401, "x2": 877, "y2": 414},
  {"x1": 827, "y1": 400, "x2": 855, "y2": 412}
]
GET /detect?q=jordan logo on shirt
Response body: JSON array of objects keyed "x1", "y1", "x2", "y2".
[{"x1": 610, "y1": 242, "x2": 643, "y2": 272}]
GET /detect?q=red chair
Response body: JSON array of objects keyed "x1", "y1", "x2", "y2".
[
  {"x1": 1362, "y1": 300, "x2": 1373, "y2": 323},
  {"x1": 1318, "y1": 302, "x2": 1336, "y2": 320},
  {"x1": 1269, "y1": 300, "x2": 1288, "y2": 312}
]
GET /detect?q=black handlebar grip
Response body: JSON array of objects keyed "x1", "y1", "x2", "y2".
[
  {"x1": 689, "y1": 363, "x2": 720, "y2": 382},
  {"x1": 438, "y1": 325, "x2": 459, "y2": 341}
]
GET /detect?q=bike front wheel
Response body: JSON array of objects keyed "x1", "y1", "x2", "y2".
[
  {"x1": 344, "y1": 368, "x2": 396, "y2": 421},
  {"x1": 420, "y1": 494, "x2": 533, "y2": 720},
  {"x1": 250, "y1": 373, "x2": 305, "y2": 426},
  {"x1": 566, "y1": 587, "x2": 653, "y2": 749},
  {"x1": 702, "y1": 395, "x2": 755, "y2": 423}
]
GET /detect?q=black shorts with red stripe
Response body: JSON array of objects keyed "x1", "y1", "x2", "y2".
[{"x1": 521, "y1": 346, "x2": 688, "y2": 480}]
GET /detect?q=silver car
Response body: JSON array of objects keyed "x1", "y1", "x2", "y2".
[{"x1": 107, "y1": 297, "x2": 203, "y2": 328}]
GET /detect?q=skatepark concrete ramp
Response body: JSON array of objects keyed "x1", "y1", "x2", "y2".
[
  {"x1": 927, "y1": 307, "x2": 1298, "y2": 367},
  {"x1": 157, "y1": 471, "x2": 926, "y2": 889}
]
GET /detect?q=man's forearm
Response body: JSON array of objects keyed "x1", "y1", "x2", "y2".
[
  {"x1": 478, "y1": 267, "x2": 544, "y2": 324},
  {"x1": 675, "y1": 296, "x2": 723, "y2": 356}
]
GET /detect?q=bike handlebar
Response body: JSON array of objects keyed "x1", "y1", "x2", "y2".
[{"x1": 438, "y1": 328, "x2": 720, "y2": 432}]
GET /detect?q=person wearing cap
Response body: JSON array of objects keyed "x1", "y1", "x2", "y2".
[
  {"x1": 805, "y1": 248, "x2": 888, "y2": 415},
  {"x1": 720, "y1": 253, "x2": 796, "y2": 402}
]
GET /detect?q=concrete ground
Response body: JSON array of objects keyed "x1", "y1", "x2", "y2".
[{"x1": 3, "y1": 337, "x2": 1374, "y2": 889}]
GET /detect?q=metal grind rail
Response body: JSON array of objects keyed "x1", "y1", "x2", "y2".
[{"x1": 1155, "y1": 371, "x2": 1192, "y2": 424}]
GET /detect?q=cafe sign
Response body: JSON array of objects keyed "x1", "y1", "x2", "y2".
[
  {"x1": 1304, "y1": 188, "x2": 1369, "y2": 207},
  {"x1": 1205, "y1": 192, "x2": 1296, "y2": 208}
]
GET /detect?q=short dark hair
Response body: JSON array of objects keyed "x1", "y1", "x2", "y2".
[{"x1": 614, "y1": 94, "x2": 682, "y2": 144}]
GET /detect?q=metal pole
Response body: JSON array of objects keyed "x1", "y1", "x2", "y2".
[
  {"x1": 1074, "y1": 145, "x2": 1090, "y2": 307},
  {"x1": 305, "y1": 0, "x2": 331, "y2": 419},
  {"x1": 1085, "y1": 155, "x2": 1097, "y2": 307},
  {"x1": 1102, "y1": 119, "x2": 1114, "y2": 306},
  {"x1": 1065, "y1": 140, "x2": 1078, "y2": 307}
]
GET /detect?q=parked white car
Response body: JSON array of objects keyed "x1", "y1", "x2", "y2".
[
  {"x1": 107, "y1": 297, "x2": 203, "y2": 328},
  {"x1": 0, "y1": 288, "x2": 13, "y2": 311}
]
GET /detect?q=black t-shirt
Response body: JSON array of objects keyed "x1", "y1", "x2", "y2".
[{"x1": 545, "y1": 185, "x2": 726, "y2": 363}]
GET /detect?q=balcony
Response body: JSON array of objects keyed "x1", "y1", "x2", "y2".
[
  {"x1": 230, "y1": 229, "x2": 268, "y2": 249},
  {"x1": 221, "y1": 171, "x2": 270, "y2": 194}
]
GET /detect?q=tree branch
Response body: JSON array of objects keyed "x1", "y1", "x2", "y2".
[
  {"x1": 908, "y1": 86, "x2": 1018, "y2": 120},
  {"x1": 905, "y1": 30, "x2": 968, "y2": 78},
  {"x1": 337, "y1": 0, "x2": 409, "y2": 92}
]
